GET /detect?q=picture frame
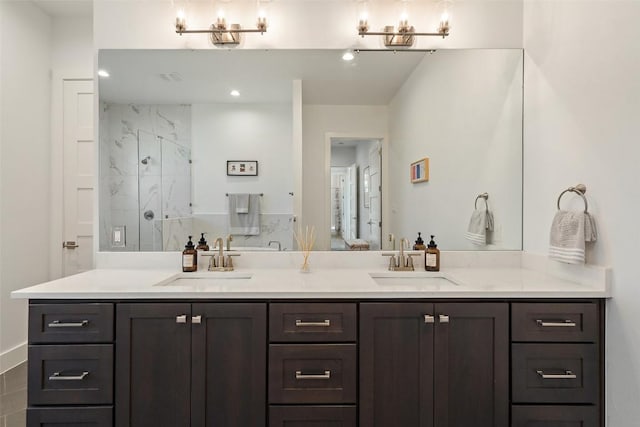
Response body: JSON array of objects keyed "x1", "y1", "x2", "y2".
[
  {"x1": 363, "y1": 166, "x2": 371, "y2": 208},
  {"x1": 410, "y1": 157, "x2": 429, "y2": 183},
  {"x1": 227, "y1": 160, "x2": 258, "y2": 176}
]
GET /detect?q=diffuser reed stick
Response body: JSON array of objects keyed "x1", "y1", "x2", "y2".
[{"x1": 294, "y1": 225, "x2": 316, "y2": 272}]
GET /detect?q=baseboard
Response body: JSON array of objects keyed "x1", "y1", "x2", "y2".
[{"x1": 0, "y1": 341, "x2": 27, "y2": 374}]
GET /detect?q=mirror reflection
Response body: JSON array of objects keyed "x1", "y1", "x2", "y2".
[{"x1": 98, "y1": 49, "x2": 522, "y2": 252}]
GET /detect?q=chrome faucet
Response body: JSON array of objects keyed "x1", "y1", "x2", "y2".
[
  {"x1": 268, "y1": 240, "x2": 281, "y2": 251},
  {"x1": 382, "y1": 237, "x2": 422, "y2": 271}
]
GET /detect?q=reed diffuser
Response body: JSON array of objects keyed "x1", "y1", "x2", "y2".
[{"x1": 294, "y1": 225, "x2": 316, "y2": 272}]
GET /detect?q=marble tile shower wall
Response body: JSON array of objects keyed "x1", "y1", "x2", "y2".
[{"x1": 99, "y1": 103, "x2": 191, "y2": 251}]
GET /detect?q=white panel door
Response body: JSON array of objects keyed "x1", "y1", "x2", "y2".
[
  {"x1": 62, "y1": 80, "x2": 94, "y2": 276},
  {"x1": 367, "y1": 144, "x2": 382, "y2": 250}
]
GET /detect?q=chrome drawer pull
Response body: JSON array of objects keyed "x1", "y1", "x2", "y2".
[
  {"x1": 295, "y1": 319, "x2": 331, "y2": 327},
  {"x1": 48, "y1": 320, "x2": 89, "y2": 328},
  {"x1": 424, "y1": 314, "x2": 435, "y2": 324},
  {"x1": 536, "y1": 319, "x2": 577, "y2": 327},
  {"x1": 536, "y1": 370, "x2": 577, "y2": 380},
  {"x1": 295, "y1": 370, "x2": 331, "y2": 380},
  {"x1": 439, "y1": 314, "x2": 450, "y2": 323},
  {"x1": 192, "y1": 315, "x2": 202, "y2": 324},
  {"x1": 176, "y1": 315, "x2": 187, "y2": 324},
  {"x1": 49, "y1": 371, "x2": 89, "y2": 381}
]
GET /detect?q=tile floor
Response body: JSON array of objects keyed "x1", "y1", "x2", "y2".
[{"x1": 0, "y1": 362, "x2": 27, "y2": 427}]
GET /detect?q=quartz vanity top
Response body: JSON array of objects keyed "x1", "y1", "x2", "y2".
[{"x1": 11, "y1": 259, "x2": 611, "y2": 300}]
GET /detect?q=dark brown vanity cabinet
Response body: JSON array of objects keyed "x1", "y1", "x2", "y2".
[
  {"x1": 115, "y1": 303, "x2": 266, "y2": 427},
  {"x1": 360, "y1": 302, "x2": 509, "y2": 427},
  {"x1": 27, "y1": 303, "x2": 115, "y2": 427},
  {"x1": 511, "y1": 302, "x2": 604, "y2": 427}
]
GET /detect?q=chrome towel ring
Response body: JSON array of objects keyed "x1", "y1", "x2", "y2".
[
  {"x1": 475, "y1": 192, "x2": 489, "y2": 210},
  {"x1": 557, "y1": 184, "x2": 588, "y2": 212}
]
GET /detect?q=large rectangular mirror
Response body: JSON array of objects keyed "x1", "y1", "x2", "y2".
[{"x1": 98, "y1": 49, "x2": 522, "y2": 252}]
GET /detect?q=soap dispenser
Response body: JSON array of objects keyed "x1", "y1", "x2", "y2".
[
  {"x1": 182, "y1": 235, "x2": 197, "y2": 272},
  {"x1": 425, "y1": 235, "x2": 440, "y2": 272},
  {"x1": 413, "y1": 232, "x2": 426, "y2": 251},
  {"x1": 196, "y1": 233, "x2": 209, "y2": 251}
]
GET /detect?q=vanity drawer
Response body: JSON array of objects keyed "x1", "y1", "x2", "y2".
[
  {"x1": 512, "y1": 343, "x2": 598, "y2": 404},
  {"x1": 29, "y1": 303, "x2": 114, "y2": 344},
  {"x1": 269, "y1": 344, "x2": 357, "y2": 404},
  {"x1": 512, "y1": 405, "x2": 599, "y2": 427},
  {"x1": 269, "y1": 405, "x2": 356, "y2": 427},
  {"x1": 28, "y1": 344, "x2": 114, "y2": 405},
  {"x1": 27, "y1": 406, "x2": 113, "y2": 427},
  {"x1": 512, "y1": 303, "x2": 598, "y2": 342},
  {"x1": 269, "y1": 303, "x2": 357, "y2": 342}
]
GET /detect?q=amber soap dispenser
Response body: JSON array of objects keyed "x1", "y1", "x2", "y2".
[
  {"x1": 425, "y1": 235, "x2": 440, "y2": 272},
  {"x1": 182, "y1": 235, "x2": 197, "y2": 272}
]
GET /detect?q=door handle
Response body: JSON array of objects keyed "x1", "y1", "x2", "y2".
[
  {"x1": 424, "y1": 314, "x2": 435, "y2": 324},
  {"x1": 176, "y1": 315, "x2": 187, "y2": 324},
  {"x1": 62, "y1": 241, "x2": 79, "y2": 249},
  {"x1": 439, "y1": 314, "x2": 450, "y2": 323}
]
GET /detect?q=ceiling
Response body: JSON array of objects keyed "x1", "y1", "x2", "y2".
[
  {"x1": 98, "y1": 49, "x2": 429, "y2": 105},
  {"x1": 33, "y1": 0, "x2": 92, "y2": 17}
]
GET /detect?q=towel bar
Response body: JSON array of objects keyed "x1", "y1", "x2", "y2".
[
  {"x1": 474, "y1": 192, "x2": 489, "y2": 210},
  {"x1": 556, "y1": 184, "x2": 588, "y2": 212},
  {"x1": 226, "y1": 193, "x2": 263, "y2": 196}
]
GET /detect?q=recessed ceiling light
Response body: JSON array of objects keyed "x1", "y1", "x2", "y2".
[
  {"x1": 97, "y1": 69, "x2": 110, "y2": 78},
  {"x1": 342, "y1": 51, "x2": 355, "y2": 61},
  {"x1": 230, "y1": 90, "x2": 240, "y2": 97}
]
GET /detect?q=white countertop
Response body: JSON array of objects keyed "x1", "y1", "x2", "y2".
[{"x1": 11, "y1": 258, "x2": 611, "y2": 300}]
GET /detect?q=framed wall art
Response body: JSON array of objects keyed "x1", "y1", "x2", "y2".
[
  {"x1": 227, "y1": 160, "x2": 258, "y2": 176},
  {"x1": 410, "y1": 157, "x2": 429, "y2": 183}
]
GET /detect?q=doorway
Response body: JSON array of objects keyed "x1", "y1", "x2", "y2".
[{"x1": 329, "y1": 138, "x2": 382, "y2": 251}]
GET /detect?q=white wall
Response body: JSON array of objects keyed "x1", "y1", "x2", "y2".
[
  {"x1": 331, "y1": 146, "x2": 356, "y2": 167},
  {"x1": 302, "y1": 105, "x2": 388, "y2": 250},
  {"x1": 94, "y1": 0, "x2": 523, "y2": 50},
  {"x1": 522, "y1": 1, "x2": 640, "y2": 425},
  {"x1": 0, "y1": 1, "x2": 52, "y2": 372},
  {"x1": 191, "y1": 103, "x2": 293, "y2": 214},
  {"x1": 389, "y1": 49, "x2": 523, "y2": 250}
]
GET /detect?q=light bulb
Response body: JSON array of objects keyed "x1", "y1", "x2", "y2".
[
  {"x1": 342, "y1": 51, "x2": 355, "y2": 61},
  {"x1": 97, "y1": 69, "x2": 110, "y2": 78},
  {"x1": 230, "y1": 90, "x2": 240, "y2": 97},
  {"x1": 175, "y1": 9, "x2": 187, "y2": 32}
]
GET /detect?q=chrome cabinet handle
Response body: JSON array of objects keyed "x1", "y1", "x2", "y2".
[
  {"x1": 439, "y1": 314, "x2": 450, "y2": 323},
  {"x1": 295, "y1": 320, "x2": 331, "y2": 327},
  {"x1": 536, "y1": 370, "x2": 577, "y2": 379},
  {"x1": 49, "y1": 371, "x2": 89, "y2": 381},
  {"x1": 176, "y1": 315, "x2": 187, "y2": 324},
  {"x1": 295, "y1": 370, "x2": 331, "y2": 380},
  {"x1": 536, "y1": 319, "x2": 577, "y2": 327},
  {"x1": 424, "y1": 314, "x2": 435, "y2": 324},
  {"x1": 192, "y1": 315, "x2": 202, "y2": 324},
  {"x1": 48, "y1": 320, "x2": 89, "y2": 328}
]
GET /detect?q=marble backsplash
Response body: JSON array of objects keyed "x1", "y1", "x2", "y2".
[{"x1": 158, "y1": 214, "x2": 295, "y2": 251}]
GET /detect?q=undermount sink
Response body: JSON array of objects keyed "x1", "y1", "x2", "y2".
[
  {"x1": 368, "y1": 272, "x2": 459, "y2": 288},
  {"x1": 155, "y1": 271, "x2": 253, "y2": 286}
]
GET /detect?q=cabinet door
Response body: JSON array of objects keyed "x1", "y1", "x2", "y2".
[
  {"x1": 191, "y1": 303, "x2": 266, "y2": 427},
  {"x1": 360, "y1": 303, "x2": 435, "y2": 427},
  {"x1": 433, "y1": 303, "x2": 509, "y2": 427},
  {"x1": 115, "y1": 303, "x2": 191, "y2": 427}
]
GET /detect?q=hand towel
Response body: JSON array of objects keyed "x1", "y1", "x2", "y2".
[
  {"x1": 228, "y1": 193, "x2": 260, "y2": 235},
  {"x1": 465, "y1": 209, "x2": 494, "y2": 245},
  {"x1": 235, "y1": 194, "x2": 250, "y2": 214},
  {"x1": 549, "y1": 210, "x2": 597, "y2": 264}
]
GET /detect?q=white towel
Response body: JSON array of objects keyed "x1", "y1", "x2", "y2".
[
  {"x1": 549, "y1": 210, "x2": 597, "y2": 264},
  {"x1": 228, "y1": 193, "x2": 260, "y2": 235},
  {"x1": 235, "y1": 194, "x2": 250, "y2": 214},
  {"x1": 465, "y1": 209, "x2": 494, "y2": 245}
]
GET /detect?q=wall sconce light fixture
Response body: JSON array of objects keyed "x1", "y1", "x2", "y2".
[
  {"x1": 175, "y1": 9, "x2": 267, "y2": 46},
  {"x1": 358, "y1": 13, "x2": 450, "y2": 48}
]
